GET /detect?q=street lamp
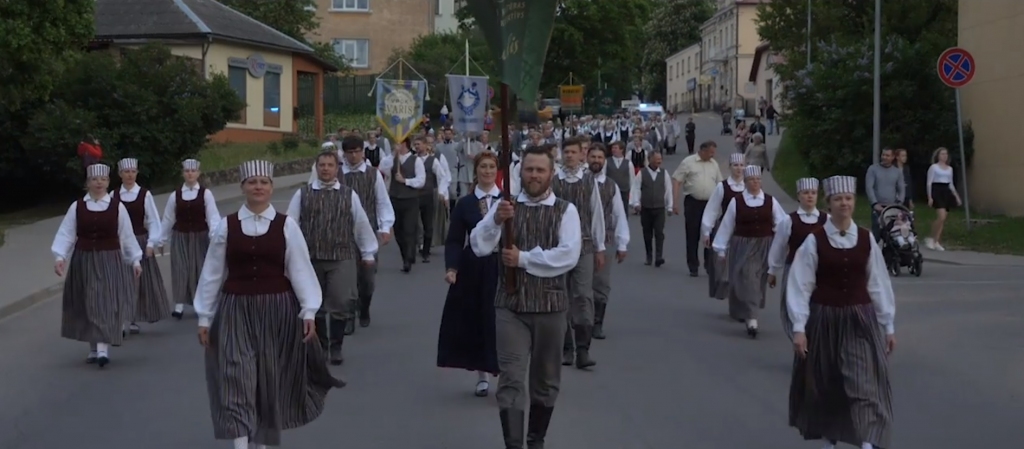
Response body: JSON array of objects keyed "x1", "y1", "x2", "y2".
[{"x1": 872, "y1": 0, "x2": 881, "y2": 165}]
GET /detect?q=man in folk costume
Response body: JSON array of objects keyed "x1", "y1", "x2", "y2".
[
  {"x1": 786, "y1": 175, "x2": 896, "y2": 449},
  {"x1": 469, "y1": 145, "x2": 582, "y2": 449},
  {"x1": 52, "y1": 164, "x2": 142, "y2": 368},
  {"x1": 309, "y1": 142, "x2": 340, "y2": 185},
  {"x1": 510, "y1": 132, "x2": 547, "y2": 196},
  {"x1": 159, "y1": 159, "x2": 221, "y2": 319},
  {"x1": 337, "y1": 135, "x2": 395, "y2": 332},
  {"x1": 586, "y1": 143, "x2": 630, "y2": 340},
  {"x1": 712, "y1": 165, "x2": 786, "y2": 338},
  {"x1": 413, "y1": 136, "x2": 451, "y2": 263},
  {"x1": 114, "y1": 158, "x2": 170, "y2": 335},
  {"x1": 604, "y1": 141, "x2": 634, "y2": 214},
  {"x1": 379, "y1": 137, "x2": 426, "y2": 273},
  {"x1": 699, "y1": 152, "x2": 744, "y2": 296},
  {"x1": 435, "y1": 127, "x2": 473, "y2": 210},
  {"x1": 552, "y1": 137, "x2": 607, "y2": 370},
  {"x1": 767, "y1": 178, "x2": 827, "y2": 341},
  {"x1": 195, "y1": 160, "x2": 344, "y2": 449},
  {"x1": 286, "y1": 150, "x2": 379, "y2": 364},
  {"x1": 629, "y1": 151, "x2": 673, "y2": 267}
]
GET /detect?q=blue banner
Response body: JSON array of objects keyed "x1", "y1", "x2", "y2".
[
  {"x1": 375, "y1": 79, "x2": 426, "y2": 142},
  {"x1": 446, "y1": 74, "x2": 489, "y2": 134}
]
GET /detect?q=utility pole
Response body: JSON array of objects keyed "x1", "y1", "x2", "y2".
[
  {"x1": 872, "y1": 0, "x2": 881, "y2": 165},
  {"x1": 806, "y1": 0, "x2": 812, "y2": 66}
]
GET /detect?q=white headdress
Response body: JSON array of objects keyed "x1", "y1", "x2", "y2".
[
  {"x1": 743, "y1": 165, "x2": 762, "y2": 178},
  {"x1": 822, "y1": 176, "x2": 857, "y2": 197},
  {"x1": 796, "y1": 177, "x2": 819, "y2": 193},
  {"x1": 118, "y1": 158, "x2": 138, "y2": 171},
  {"x1": 729, "y1": 153, "x2": 745, "y2": 165},
  {"x1": 239, "y1": 160, "x2": 274, "y2": 181},
  {"x1": 182, "y1": 159, "x2": 200, "y2": 170},
  {"x1": 87, "y1": 164, "x2": 110, "y2": 178}
]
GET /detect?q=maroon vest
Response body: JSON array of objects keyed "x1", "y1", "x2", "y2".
[
  {"x1": 733, "y1": 194, "x2": 775, "y2": 238},
  {"x1": 785, "y1": 211, "x2": 827, "y2": 264},
  {"x1": 173, "y1": 186, "x2": 209, "y2": 233},
  {"x1": 75, "y1": 197, "x2": 121, "y2": 251},
  {"x1": 809, "y1": 227, "x2": 872, "y2": 307},
  {"x1": 113, "y1": 188, "x2": 148, "y2": 237},
  {"x1": 221, "y1": 213, "x2": 292, "y2": 295},
  {"x1": 720, "y1": 180, "x2": 742, "y2": 211}
]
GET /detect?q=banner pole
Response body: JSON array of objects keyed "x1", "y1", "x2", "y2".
[{"x1": 499, "y1": 83, "x2": 516, "y2": 293}]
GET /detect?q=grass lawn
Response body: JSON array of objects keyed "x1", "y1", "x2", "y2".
[
  {"x1": 772, "y1": 133, "x2": 1024, "y2": 255},
  {"x1": 199, "y1": 141, "x2": 321, "y2": 172}
]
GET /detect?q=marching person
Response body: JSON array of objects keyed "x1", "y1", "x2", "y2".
[
  {"x1": 286, "y1": 150, "x2": 379, "y2": 364},
  {"x1": 52, "y1": 164, "x2": 142, "y2": 368},
  {"x1": 626, "y1": 128, "x2": 651, "y2": 174},
  {"x1": 159, "y1": 159, "x2": 221, "y2": 319},
  {"x1": 309, "y1": 141, "x2": 340, "y2": 185},
  {"x1": 470, "y1": 145, "x2": 582, "y2": 449},
  {"x1": 436, "y1": 127, "x2": 474, "y2": 209},
  {"x1": 767, "y1": 178, "x2": 826, "y2": 341},
  {"x1": 438, "y1": 152, "x2": 502, "y2": 397},
  {"x1": 786, "y1": 175, "x2": 896, "y2": 449},
  {"x1": 672, "y1": 141, "x2": 723, "y2": 277},
  {"x1": 380, "y1": 138, "x2": 427, "y2": 273},
  {"x1": 697, "y1": 151, "x2": 743, "y2": 293},
  {"x1": 340, "y1": 135, "x2": 395, "y2": 330},
  {"x1": 113, "y1": 158, "x2": 170, "y2": 334},
  {"x1": 712, "y1": 165, "x2": 786, "y2": 338},
  {"x1": 414, "y1": 137, "x2": 451, "y2": 263},
  {"x1": 553, "y1": 137, "x2": 606, "y2": 369},
  {"x1": 587, "y1": 143, "x2": 629, "y2": 340},
  {"x1": 604, "y1": 141, "x2": 634, "y2": 213},
  {"x1": 684, "y1": 117, "x2": 696, "y2": 154},
  {"x1": 630, "y1": 151, "x2": 673, "y2": 267},
  {"x1": 195, "y1": 160, "x2": 345, "y2": 449},
  {"x1": 363, "y1": 131, "x2": 388, "y2": 168}
]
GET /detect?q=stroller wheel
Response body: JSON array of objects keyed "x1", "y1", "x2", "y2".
[
  {"x1": 888, "y1": 258, "x2": 901, "y2": 277},
  {"x1": 911, "y1": 258, "x2": 923, "y2": 277}
]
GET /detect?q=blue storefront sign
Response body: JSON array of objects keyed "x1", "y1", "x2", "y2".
[{"x1": 686, "y1": 78, "x2": 697, "y2": 92}]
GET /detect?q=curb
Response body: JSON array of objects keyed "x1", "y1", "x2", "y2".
[{"x1": 0, "y1": 180, "x2": 307, "y2": 322}]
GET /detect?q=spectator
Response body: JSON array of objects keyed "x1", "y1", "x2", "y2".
[{"x1": 865, "y1": 148, "x2": 905, "y2": 238}]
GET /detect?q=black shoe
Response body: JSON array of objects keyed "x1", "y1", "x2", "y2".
[
  {"x1": 747, "y1": 325, "x2": 759, "y2": 339},
  {"x1": 644, "y1": 257, "x2": 652, "y2": 266},
  {"x1": 344, "y1": 319, "x2": 355, "y2": 336},
  {"x1": 500, "y1": 409, "x2": 526, "y2": 449},
  {"x1": 561, "y1": 326, "x2": 574, "y2": 366},
  {"x1": 97, "y1": 355, "x2": 109, "y2": 368},
  {"x1": 592, "y1": 303, "x2": 607, "y2": 340},
  {"x1": 526, "y1": 404, "x2": 554, "y2": 449},
  {"x1": 689, "y1": 270, "x2": 698, "y2": 277},
  {"x1": 401, "y1": 262, "x2": 412, "y2": 273},
  {"x1": 86, "y1": 353, "x2": 98, "y2": 364},
  {"x1": 421, "y1": 253, "x2": 430, "y2": 263},
  {"x1": 655, "y1": 258, "x2": 665, "y2": 267},
  {"x1": 573, "y1": 326, "x2": 596, "y2": 369},
  {"x1": 171, "y1": 310, "x2": 183, "y2": 320},
  {"x1": 329, "y1": 320, "x2": 346, "y2": 365},
  {"x1": 359, "y1": 298, "x2": 372, "y2": 327}
]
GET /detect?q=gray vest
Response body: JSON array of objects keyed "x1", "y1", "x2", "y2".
[
  {"x1": 494, "y1": 198, "x2": 570, "y2": 313},
  {"x1": 421, "y1": 154, "x2": 437, "y2": 194},
  {"x1": 605, "y1": 159, "x2": 632, "y2": 194},
  {"x1": 389, "y1": 154, "x2": 419, "y2": 199},
  {"x1": 343, "y1": 169, "x2": 378, "y2": 232},
  {"x1": 298, "y1": 185, "x2": 356, "y2": 261},
  {"x1": 597, "y1": 179, "x2": 617, "y2": 245},
  {"x1": 640, "y1": 168, "x2": 667, "y2": 209},
  {"x1": 552, "y1": 170, "x2": 594, "y2": 255}
]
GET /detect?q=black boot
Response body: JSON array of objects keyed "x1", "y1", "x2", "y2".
[
  {"x1": 314, "y1": 315, "x2": 329, "y2": 351},
  {"x1": 344, "y1": 317, "x2": 356, "y2": 335},
  {"x1": 358, "y1": 296, "x2": 372, "y2": 327},
  {"x1": 421, "y1": 237, "x2": 432, "y2": 263},
  {"x1": 328, "y1": 319, "x2": 345, "y2": 365},
  {"x1": 499, "y1": 409, "x2": 525, "y2": 449},
  {"x1": 561, "y1": 326, "x2": 574, "y2": 366},
  {"x1": 592, "y1": 303, "x2": 607, "y2": 340},
  {"x1": 573, "y1": 325, "x2": 596, "y2": 369},
  {"x1": 526, "y1": 404, "x2": 554, "y2": 449}
]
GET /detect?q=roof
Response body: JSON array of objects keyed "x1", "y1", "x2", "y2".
[
  {"x1": 749, "y1": 42, "x2": 771, "y2": 82},
  {"x1": 93, "y1": 0, "x2": 336, "y2": 69}
]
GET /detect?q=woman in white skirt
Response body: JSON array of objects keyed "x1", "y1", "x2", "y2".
[
  {"x1": 700, "y1": 152, "x2": 746, "y2": 299},
  {"x1": 766, "y1": 177, "x2": 827, "y2": 341},
  {"x1": 52, "y1": 164, "x2": 142, "y2": 368},
  {"x1": 786, "y1": 175, "x2": 896, "y2": 449},
  {"x1": 159, "y1": 158, "x2": 221, "y2": 319},
  {"x1": 195, "y1": 160, "x2": 344, "y2": 449},
  {"x1": 113, "y1": 158, "x2": 171, "y2": 334},
  {"x1": 712, "y1": 165, "x2": 786, "y2": 338}
]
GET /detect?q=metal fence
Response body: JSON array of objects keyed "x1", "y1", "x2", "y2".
[{"x1": 323, "y1": 74, "x2": 377, "y2": 115}]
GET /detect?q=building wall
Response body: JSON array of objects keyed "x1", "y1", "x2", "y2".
[
  {"x1": 752, "y1": 51, "x2": 785, "y2": 115},
  {"x1": 958, "y1": 0, "x2": 1024, "y2": 216},
  {"x1": 700, "y1": 0, "x2": 766, "y2": 111},
  {"x1": 312, "y1": 0, "x2": 433, "y2": 75},
  {"x1": 665, "y1": 43, "x2": 701, "y2": 113},
  {"x1": 435, "y1": 0, "x2": 460, "y2": 33},
  {"x1": 736, "y1": 4, "x2": 762, "y2": 105},
  {"x1": 204, "y1": 42, "x2": 296, "y2": 142}
]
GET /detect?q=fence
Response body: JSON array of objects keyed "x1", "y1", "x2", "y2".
[{"x1": 323, "y1": 73, "x2": 377, "y2": 116}]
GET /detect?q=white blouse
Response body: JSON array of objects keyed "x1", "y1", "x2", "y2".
[
  {"x1": 926, "y1": 163, "x2": 956, "y2": 194},
  {"x1": 712, "y1": 191, "x2": 788, "y2": 256},
  {"x1": 785, "y1": 220, "x2": 896, "y2": 335},
  {"x1": 192, "y1": 205, "x2": 323, "y2": 328},
  {"x1": 117, "y1": 184, "x2": 162, "y2": 249},
  {"x1": 470, "y1": 192, "x2": 582, "y2": 278},
  {"x1": 767, "y1": 208, "x2": 825, "y2": 276},
  {"x1": 158, "y1": 183, "x2": 221, "y2": 246},
  {"x1": 50, "y1": 193, "x2": 143, "y2": 268},
  {"x1": 284, "y1": 180, "x2": 379, "y2": 261},
  {"x1": 700, "y1": 177, "x2": 745, "y2": 237}
]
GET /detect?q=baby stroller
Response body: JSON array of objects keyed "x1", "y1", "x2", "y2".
[
  {"x1": 878, "y1": 205, "x2": 923, "y2": 276},
  {"x1": 721, "y1": 111, "x2": 732, "y2": 135}
]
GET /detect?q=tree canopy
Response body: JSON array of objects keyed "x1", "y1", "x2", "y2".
[
  {"x1": 387, "y1": 31, "x2": 498, "y2": 114},
  {"x1": 641, "y1": 0, "x2": 715, "y2": 103}
]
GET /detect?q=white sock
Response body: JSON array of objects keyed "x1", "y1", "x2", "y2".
[
  {"x1": 747, "y1": 319, "x2": 758, "y2": 328},
  {"x1": 96, "y1": 343, "x2": 109, "y2": 355},
  {"x1": 821, "y1": 442, "x2": 835, "y2": 449},
  {"x1": 175, "y1": 304, "x2": 185, "y2": 313},
  {"x1": 477, "y1": 371, "x2": 488, "y2": 382},
  {"x1": 232, "y1": 437, "x2": 248, "y2": 449},
  {"x1": 861, "y1": 444, "x2": 873, "y2": 449}
]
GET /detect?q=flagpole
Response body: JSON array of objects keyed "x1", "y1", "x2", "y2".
[{"x1": 499, "y1": 83, "x2": 516, "y2": 293}]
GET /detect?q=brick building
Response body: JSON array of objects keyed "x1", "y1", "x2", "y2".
[{"x1": 310, "y1": 0, "x2": 435, "y2": 74}]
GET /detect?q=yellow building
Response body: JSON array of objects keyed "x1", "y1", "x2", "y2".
[
  {"x1": 665, "y1": 43, "x2": 702, "y2": 113},
  {"x1": 700, "y1": 0, "x2": 767, "y2": 112},
  {"x1": 92, "y1": 0, "x2": 337, "y2": 143},
  {"x1": 958, "y1": 2, "x2": 1024, "y2": 216}
]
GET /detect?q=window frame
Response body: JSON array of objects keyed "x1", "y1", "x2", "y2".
[
  {"x1": 331, "y1": 38, "x2": 370, "y2": 69},
  {"x1": 330, "y1": 0, "x2": 369, "y2": 12},
  {"x1": 263, "y1": 70, "x2": 282, "y2": 128},
  {"x1": 226, "y1": 64, "x2": 248, "y2": 125}
]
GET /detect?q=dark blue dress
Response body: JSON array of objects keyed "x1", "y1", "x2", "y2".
[{"x1": 436, "y1": 193, "x2": 500, "y2": 374}]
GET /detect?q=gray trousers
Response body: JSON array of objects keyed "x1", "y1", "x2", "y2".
[
  {"x1": 495, "y1": 308, "x2": 567, "y2": 411},
  {"x1": 593, "y1": 247, "x2": 614, "y2": 305},
  {"x1": 568, "y1": 253, "x2": 595, "y2": 326},
  {"x1": 356, "y1": 254, "x2": 377, "y2": 306},
  {"x1": 312, "y1": 259, "x2": 358, "y2": 321}
]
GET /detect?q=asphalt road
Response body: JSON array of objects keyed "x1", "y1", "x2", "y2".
[{"x1": 1, "y1": 116, "x2": 1022, "y2": 448}]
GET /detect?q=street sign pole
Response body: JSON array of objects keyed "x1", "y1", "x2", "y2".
[
  {"x1": 871, "y1": 0, "x2": 881, "y2": 166},
  {"x1": 954, "y1": 89, "x2": 971, "y2": 229},
  {"x1": 936, "y1": 47, "x2": 976, "y2": 230}
]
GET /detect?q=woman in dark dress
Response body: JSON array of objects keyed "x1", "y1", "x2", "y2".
[{"x1": 437, "y1": 151, "x2": 501, "y2": 397}]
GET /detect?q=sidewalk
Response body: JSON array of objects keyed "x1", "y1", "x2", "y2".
[{"x1": 0, "y1": 173, "x2": 311, "y2": 320}]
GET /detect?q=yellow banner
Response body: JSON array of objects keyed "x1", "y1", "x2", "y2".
[{"x1": 559, "y1": 85, "x2": 584, "y2": 112}]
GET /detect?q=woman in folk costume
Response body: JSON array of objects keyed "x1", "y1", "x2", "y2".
[
  {"x1": 437, "y1": 151, "x2": 501, "y2": 397},
  {"x1": 766, "y1": 178, "x2": 827, "y2": 341},
  {"x1": 114, "y1": 158, "x2": 171, "y2": 334},
  {"x1": 195, "y1": 160, "x2": 345, "y2": 449},
  {"x1": 712, "y1": 165, "x2": 786, "y2": 338},
  {"x1": 159, "y1": 159, "x2": 221, "y2": 319},
  {"x1": 700, "y1": 153, "x2": 746, "y2": 299},
  {"x1": 786, "y1": 175, "x2": 895, "y2": 449},
  {"x1": 51, "y1": 164, "x2": 142, "y2": 368}
]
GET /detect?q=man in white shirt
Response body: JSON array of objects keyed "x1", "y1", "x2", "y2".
[
  {"x1": 630, "y1": 151, "x2": 674, "y2": 266},
  {"x1": 379, "y1": 138, "x2": 426, "y2": 272},
  {"x1": 413, "y1": 137, "x2": 451, "y2": 263},
  {"x1": 587, "y1": 143, "x2": 629, "y2": 340}
]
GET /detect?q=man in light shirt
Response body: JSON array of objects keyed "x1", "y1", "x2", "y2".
[
  {"x1": 630, "y1": 151, "x2": 674, "y2": 267},
  {"x1": 379, "y1": 138, "x2": 426, "y2": 273},
  {"x1": 671, "y1": 140, "x2": 723, "y2": 277}
]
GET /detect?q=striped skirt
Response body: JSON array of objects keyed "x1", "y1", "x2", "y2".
[
  {"x1": 205, "y1": 291, "x2": 344, "y2": 446},
  {"x1": 726, "y1": 235, "x2": 772, "y2": 321},
  {"x1": 133, "y1": 235, "x2": 171, "y2": 322},
  {"x1": 171, "y1": 230, "x2": 209, "y2": 306},
  {"x1": 707, "y1": 226, "x2": 729, "y2": 299},
  {"x1": 779, "y1": 264, "x2": 795, "y2": 341},
  {"x1": 60, "y1": 250, "x2": 134, "y2": 345},
  {"x1": 788, "y1": 303, "x2": 893, "y2": 448}
]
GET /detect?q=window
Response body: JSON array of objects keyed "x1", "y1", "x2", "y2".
[
  {"x1": 332, "y1": 38, "x2": 370, "y2": 68},
  {"x1": 227, "y1": 66, "x2": 247, "y2": 124},
  {"x1": 263, "y1": 71, "x2": 281, "y2": 128},
  {"x1": 331, "y1": 0, "x2": 368, "y2": 11}
]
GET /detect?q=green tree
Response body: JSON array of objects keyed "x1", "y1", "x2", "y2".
[
  {"x1": 0, "y1": 0, "x2": 95, "y2": 111},
  {"x1": 640, "y1": 0, "x2": 715, "y2": 102},
  {"x1": 387, "y1": 31, "x2": 498, "y2": 114}
]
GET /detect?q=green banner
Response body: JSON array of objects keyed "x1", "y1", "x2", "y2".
[{"x1": 465, "y1": 0, "x2": 558, "y2": 106}]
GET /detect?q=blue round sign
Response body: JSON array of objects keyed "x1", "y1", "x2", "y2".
[{"x1": 936, "y1": 47, "x2": 975, "y2": 88}]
